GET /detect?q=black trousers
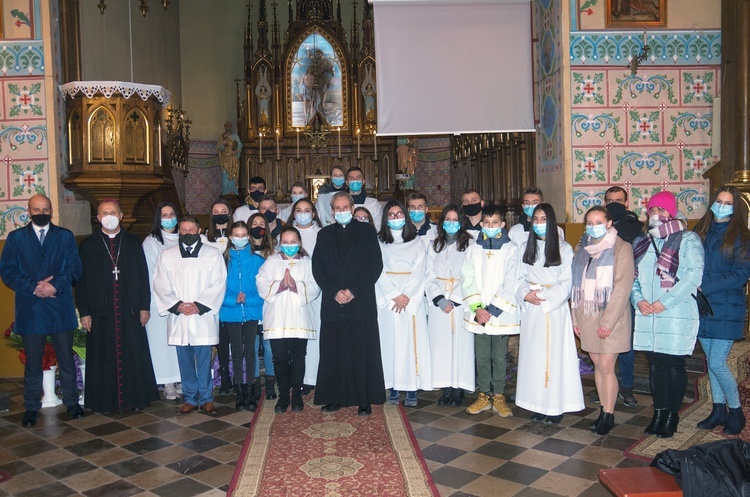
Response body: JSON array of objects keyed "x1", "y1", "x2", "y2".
[
  {"x1": 225, "y1": 321, "x2": 258, "y2": 384},
  {"x1": 646, "y1": 351, "x2": 687, "y2": 413},
  {"x1": 22, "y1": 332, "x2": 79, "y2": 411},
  {"x1": 217, "y1": 322, "x2": 230, "y2": 373},
  {"x1": 270, "y1": 338, "x2": 307, "y2": 397}
]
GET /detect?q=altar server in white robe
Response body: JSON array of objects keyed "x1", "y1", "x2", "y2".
[
  {"x1": 256, "y1": 226, "x2": 321, "y2": 413},
  {"x1": 515, "y1": 204, "x2": 584, "y2": 424},
  {"x1": 316, "y1": 166, "x2": 348, "y2": 226},
  {"x1": 347, "y1": 166, "x2": 383, "y2": 230},
  {"x1": 153, "y1": 216, "x2": 227, "y2": 415},
  {"x1": 142, "y1": 202, "x2": 182, "y2": 400},
  {"x1": 376, "y1": 200, "x2": 431, "y2": 407},
  {"x1": 278, "y1": 182, "x2": 309, "y2": 224},
  {"x1": 286, "y1": 198, "x2": 323, "y2": 391},
  {"x1": 425, "y1": 205, "x2": 475, "y2": 408}
]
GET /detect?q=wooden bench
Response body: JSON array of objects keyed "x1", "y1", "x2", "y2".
[{"x1": 599, "y1": 467, "x2": 683, "y2": 497}]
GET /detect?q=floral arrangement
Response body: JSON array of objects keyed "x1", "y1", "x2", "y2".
[
  {"x1": 72, "y1": 310, "x2": 87, "y2": 361},
  {"x1": 3, "y1": 322, "x2": 58, "y2": 370}
]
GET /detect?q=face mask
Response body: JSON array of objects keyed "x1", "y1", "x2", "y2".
[
  {"x1": 295, "y1": 212, "x2": 313, "y2": 226},
  {"x1": 335, "y1": 211, "x2": 353, "y2": 225},
  {"x1": 332, "y1": 177, "x2": 346, "y2": 188},
  {"x1": 250, "y1": 226, "x2": 266, "y2": 239},
  {"x1": 648, "y1": 214, "x2": 669, "y2": 228},
  {"x1": 213, "y1": 214, "x2": 229, "y2": 225},
  {"x1": 263, "y1": 210, "x2": 277, "y2": 224},
  {"x1": 232, "y1": 237, "x2": 249, "y2": 249},
  {"x1": 280, "y1": 244, "x2": 300, "y2": 257},
  {"x1": 605, "y1": 201, "x2": 626, "y2": 221},
  {"x1": 586, "y1": 224, "x2": 608, "y2": 239},
  {"x1": 463, "y1": 202, "x2": 482, "y2": 217},
  {"x1": 101, "y1": 215, "x2": 120, "y2": 231},
  {"x1": 161, "y1": 218, "x2": 178, "y2": 231},
  {"x1": 31, "y1": 214, "x2": 50, "y2": 227},
  {"x1": 482, "y1": 226, "x2": 501, "y2": 238},
  {"x1": 249, "y1": 190, "x2": 264, "y2": 203},
  {"x1": 291, "y1": 194, "x2": 305, "y2": 204},
  {"x1": 532, "y1": 223, "x2": 547, "y2": 237},
  {"x1": 711, "y1": 202, "x2": 733, "y2": 219},
  {"x1": 388, "y1": 218, "x2": 406, "y2": 230},
  {"x1": 409, "y1": 210, "x2": 426, "y2": 223},
  {"x1": 180, "y1": 233, "x2": 200, "y2": 246},
  {"x1": 443, "y1": 220, "x2": 460, "y2": 235},
  {"x1": 523, "y1": 205, "x2": 537, "y2": 218},
  {"x1": 348, "y1": 180, "x2": 363, "y2": 193}
]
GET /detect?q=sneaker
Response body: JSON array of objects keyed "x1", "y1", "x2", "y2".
[
  {"x1": 404, "y1": 391, "x2": 418, "y2": 407},
  {"x1": 437, "y1": 388, "x2": 452, "y2": 406},
  {"x1": 491, "y1": 394, "x2": 513, "y2": 417},
  {"x1": 544, "y1": 414, "x2": 563, "y2": 425},
  {"x1": 466, "y1": 392, "x2": 492, "y2": 415},
  {"x1": 164, "y1": 383, "x2": 180, "y2": 401},
  {"x1": 589, "y1": 390, "x2": 600, "y2": 404},
  {"x1": 387, "y1": 389, "x2": 400, "y2": 405},
  {"x1": 175, "y1": 383, "x2": 183, "y2": 395},
  {"x1": 449, "y1": 388, "x2": 465, "y2": 407},
  {"x1": 618, "y1": 388, "x2": 638, "y2": 407}
]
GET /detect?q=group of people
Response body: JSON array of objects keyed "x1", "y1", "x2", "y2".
[{"x1": 2, "y1": 173, "x2": 747, "y2": 441}]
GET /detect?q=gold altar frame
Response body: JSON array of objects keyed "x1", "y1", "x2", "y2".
[{"x1": 606, "y1": 0, "x2": 667, "y2": 28}]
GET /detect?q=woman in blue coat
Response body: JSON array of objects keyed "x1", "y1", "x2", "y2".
[
  {"x1": 631, "y1": 191, "x2": 704, "y2": 438},
  {"x1": 220, "y1": 221, "x2": 265, "y2": 411},
  {"x1": 693, "y1": 186, "x2": 750, "y2": 435}
]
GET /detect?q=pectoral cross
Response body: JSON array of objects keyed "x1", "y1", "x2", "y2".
[
  {"x1": 113, "y1": 266, "x2": 120, "y2": 281},
  {"x1": 486, "y1": 251, "x2": 494, "y2": 259},
  {"x1": 288, "y1": 261, "x2": 296, "y2": 268}
]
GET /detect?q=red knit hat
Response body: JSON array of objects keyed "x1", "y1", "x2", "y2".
[{"x1": 647, "y1": 191, "x2": 677, "y2": 217}]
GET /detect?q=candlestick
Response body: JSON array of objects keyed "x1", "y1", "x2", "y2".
[
  {"x1": 357, "y1": 128, "x2": 361, "y2": 158},
  {"x1": 259, "y1": 132, "x2": 263, "y2": 162},
  {"x1": 373, "y1": 130, "x2": 377, "y2": 160},
  {"x1": 296, "y1": 128, "x2": 300, "y2": 159},
  {"x1": 337, "y1": 127, "x2": 341, "y2": 158},
  {"x1": 276, "y1": 129, "x2": 280, "y2": 160},
  {"x1": 643, "y1": 29, "x2": 648, "y2": 49}
]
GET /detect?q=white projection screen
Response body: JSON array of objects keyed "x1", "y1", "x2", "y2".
[{"x1": 372, "y1": 0, "x2": 534, "y2": 136}]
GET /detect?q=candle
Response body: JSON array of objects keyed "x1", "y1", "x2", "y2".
[
  {"x1": 373, "y1": 130, "x2": 377, "y2": 160},
  {"x1": 276, "y1": 129, "x2": 280, "y2": 160},
  {"x1": 643, "y1": 30, "x2": 648, "y2": 49},
  {"x1": 357, "y1": 128, "x2": 361, "y2": 158},
  {"x1": 259, "y1": 132, "x2": 263, "y2": 161},
  {"x1": 337, "y1": 127, "x2": 341, "y2": 158},
  {"x1": 296, "y1": 128, "x2": 300, "y2": 159}
]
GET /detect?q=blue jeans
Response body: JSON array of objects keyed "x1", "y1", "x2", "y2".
[
  {"x1": 617, "y1": 304, "x2": 636, "y2": 388},
  {"x1": 254, "y1": 326, "x2": 274, "y2": 377},
  {"x1": 698, "y1": 337, "x2": 740, "y2": 408},
  {"x1": 176, "y1": 345, "x2": 213, "y2": 406},
  {"x1": 22, "y1": 332, "x2": 79, "y2": 411}
]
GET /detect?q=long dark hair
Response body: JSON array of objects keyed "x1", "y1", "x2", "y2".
[
  {"x1": 522, "y1": 203, "x2": 562, "y2": 267},
  {"x1": 432, "y1": 204, "x2": 472, "y2": 253},
  {"x1": 149, "y1": 201, "x2": 179, "y2": 244},
  {"x1": 279, "y1": 225, "x2": 309, "y2": 257},
  {"x1": 286, "y1": 197, "x2": 323, "y2": 227},
  {"x1": 379, "y1": 200, "x2": 417, "y2": 244},
  {"x1": 248, "y1": 212, "x2": 275, "y2": 259},
  {"x1": 694, "y1": 185, "x2": 750, "y2": 258},
  {"x1": 206, "y1": 199, "x2": 233, "y2": 242}
]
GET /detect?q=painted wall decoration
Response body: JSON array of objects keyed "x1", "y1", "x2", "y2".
[
  {"x1": 606, "y1": 0, "x2": 666, "y2": 28},
  {"x1": 536, "y1": 0, "x2": 565, "y2": 177},
  {"x1": 184, "y1": 139, "x2": 220, "y2": 215},
  {"x1": 414, "y1": 136, "x2": 451, "y2": 207},
  {"x1": 290, "y1": 33, "x2": 343, "y2": 127}
]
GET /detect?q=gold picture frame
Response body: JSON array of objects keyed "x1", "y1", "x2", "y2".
[{"x1": 606, "y1": 0, "x2": 667, "y2": 28}]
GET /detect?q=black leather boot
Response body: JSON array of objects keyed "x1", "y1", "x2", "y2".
[
  {"x1": 246, "y1": 384, "x2": 257, "y2": 412},
  {"x1": 252, "y1": 377, "x2": 262, "y2": 401},
  {"x1": 219, "y1": 368, "x2": 232, "y2": 395},
  {"x1": 723, "y1": 407, "x2": 746, "y2": 435},
  {"x1": 644, "y1": 408, "x2": 667, "y2": 435},
  {"x1": 590, "y1": 407, "x2": 604, "y2": 430},
  {"x1": 265, "y1": 376, "x2": 277, "y2": 400},
  {"x1": 291, "y1": 388, "x2": 304, "y2": 412},
  {"x1": 656, "y1": 412, "x2": 679, "y2": 438},
  {"x1": 275, "y1": 391, "x2": 290, "y2": 413},
  {"x1": 449, "y1": 388, "x2": 465, "y2": 407},
  {"x1": 235, "y1": 384, "x2": 247, "y2": 411},
  {"x1": 437, "y1": 388, "x2": 453, "y2": 406},
  {"x1": 594, "y1": 412, "x2": 615, "y2": 435},
  {"x1": 697, "y1": 403, "x2": 727, "y2": 430}
]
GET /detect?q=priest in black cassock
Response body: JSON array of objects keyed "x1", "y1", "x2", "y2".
[
  {"x1": 312, "y1": 191, "x2": 386, "y2": 415},
  {"x1": 76, "y1": 199, "x2": 159, "y2": 413}
]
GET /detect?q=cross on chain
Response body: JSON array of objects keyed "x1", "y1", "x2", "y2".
[{"x1": 113, "y1": 266, "x2": 120, "y2": 281}]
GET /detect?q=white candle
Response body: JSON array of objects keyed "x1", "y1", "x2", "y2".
[
  {"x1": 357, "y1": 129, "x2": 361, "y2": 158},
  {"x1": 296, "y1": 128, "x2": 300, "y2": 159},
  {"x1": 643, "y1": 30, "x2": 648, "y2": 49},
  {"x1": 337, "y1": 127, "x2": 341, "y2": 157},
  {"x1": 259, "y1": 132, "x2": 263, "y2": 161},
  {"x1": 373, "y1": 130, "x2": 377, "y2": 160},
  {"x1": 276, "y1": 129, "x2": 280, "y2": 159}
]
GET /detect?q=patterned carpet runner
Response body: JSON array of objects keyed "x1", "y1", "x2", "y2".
[{"x1": 229, "y1": 395, "x2": 438, "y2": 496}]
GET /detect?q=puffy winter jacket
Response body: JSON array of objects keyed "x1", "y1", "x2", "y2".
[{"x1": 219, "y1": 246, "x2": 264, "y2": 323}]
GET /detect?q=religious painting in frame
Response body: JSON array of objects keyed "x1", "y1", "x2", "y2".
[{"x1": 606, "y1": 0, "x2": 667, "y2": 28}]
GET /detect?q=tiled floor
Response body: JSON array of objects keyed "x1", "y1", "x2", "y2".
[{"x1": 0, "y1": 376, "x2": 662, "y2": 497}]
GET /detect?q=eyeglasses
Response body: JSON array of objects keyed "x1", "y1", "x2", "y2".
[
  {"x1": 386, "y1": 211, "x2": 405, "y2": 220},
  {"x1": 354, "y1": 216, "x2": 370, "y2": 222}
]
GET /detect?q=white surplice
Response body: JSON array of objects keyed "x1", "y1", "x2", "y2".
[
  {"x1": 425, "y1": 239, "x2": 475, "y2": 391},
  {"x1": 142, "y1": 231, "x2": 181, "y2": 384},
  {"x1": 376, "y1": 232, "x2": 432, "y2": 391},
  {"x1": 514, "y1": 239, "x2": 584, "y2": 416},
  {"x1": 153, "y1": 243, "x2": 227, "y2": 346},
  {"x1": 296, "y1": 223, "x2": 323, "y2": 384},
  {"x1": 256, "y1": 254, "x2": 321, "y2": 339}
]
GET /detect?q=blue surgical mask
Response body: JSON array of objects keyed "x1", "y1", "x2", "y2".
[
  {"x1": 280, "y1": 244, "x2": 300, "y2": 257},
  {"x1": 232, "y1": 237, "x2": 249, "y2": 249},
  {"x1": 161, "y1": 218, "x2": 177, "y2": 230},
  {"x1": 388, "y1": 218, "x2": 406, "y2": 230},
  {"x1": 585, "y1": 224, "x2": 608, "y2": 239},
  {"x1": 291, "y1": 194, "x2": 305, "y2": 204},
  {"x1": 348, "y1": 180, "x2": 363, "y2": 193},
  {"x1": 295, "y1": 212, "x2": 313, "y2": 226},
  {"x1": 409, "y1": 210, "x2": 426, "y2": 223},
  {"x1": 710, "y1": 202, "x2": 733, "y2": 220},
  {"x1": 523, "y1": 205, "x2": 537, "y2": 218},
  {"x1": 332, "y1": 177, "x2": 346, "y2": 188},
  {"x1": 482, "y1": 227, "x2": 501, "y2": 238},
  {"x1": 443, "y1": 220, "x2": 460, "y2": 235},
  {"x1": 335, "y1": 211, "x2": 353, "y2": 225},
  {"x1": 533, "y1": 223, "x2": 547, "y2": 237}
]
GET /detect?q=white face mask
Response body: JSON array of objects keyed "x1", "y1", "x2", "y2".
[
  {"x1": 101, "y1": 214, "x2": 120, "y2": 231},
  {"x1": 648, "y1": 214, "x2": 663, "y2": 227}
]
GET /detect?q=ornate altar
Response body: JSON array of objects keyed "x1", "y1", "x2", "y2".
[{"x1": 237, "y1": 0, "x2": 394, "y2": 201}]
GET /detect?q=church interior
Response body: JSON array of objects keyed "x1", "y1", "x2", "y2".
[{"x1": 1, "y1": 0, "x2": 748, "y2": 495}]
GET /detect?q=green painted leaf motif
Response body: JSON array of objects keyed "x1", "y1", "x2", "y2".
[
  {"x1": 33, "y1": 163, "x2": 44, "y2": 175},
  {"x1": 7, "y1": 83, "x2": 19, "y2": 95},
  {"x1": 11, "y1": 164, "x2": 22, "y2": 175},
  {"x1": 574, "y1": 93, "x2": 585, "y2": 105},
  {"x1": 574, "y1": 73, "x2": 586, "y2": 84},
  {"x1": 9, "y1": 106, "x2": 20, "y2": 117},
  {"x1": 30, "y1": 83, "x2": 41, "y2": 94},
  {"x1": 13, "y1": 184, "x2": 24, "y2": 197},
  {"x1": 35, "y1": 185, "x2": 46, "y2": 195},
  {"x1": 30, "y1": 104, "x2": 42, "y2": 116}
]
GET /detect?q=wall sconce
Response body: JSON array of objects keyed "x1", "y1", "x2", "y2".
[{"x1": 166, "y1": 107, "x2": 191, "y2": 177}]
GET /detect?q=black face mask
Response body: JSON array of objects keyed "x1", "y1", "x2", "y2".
[
  {"x1": 213, "y1": 214, "x2": 229, "y2": 225},
  {"x1": 31, "y1": 214, "x2": 51, "y2": 227},
  {"x1": 605, "y1": 202, "x2": 627, "y2": 222},
  {"x1": 263, "y1": 210, "x2": 277, "y2": 224},
  {"x1": 250, "y1": 226, "x2": 266, "y2": 239},
  {"x1": 249, "y1": 190, "x2": 264, "y2": 203},
  {"x1": 463, "y1": 202, "x2": 482, "y2": 217},
  {"x1": 179, "y1": 233, "x2": 200, "y2": 246}
]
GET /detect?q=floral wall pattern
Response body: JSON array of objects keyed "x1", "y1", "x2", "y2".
[{"x1": 570, "y1": 30, "x2": 720, "y2": 222}]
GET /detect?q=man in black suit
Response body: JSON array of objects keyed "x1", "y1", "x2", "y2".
[
  {"x1": 0, "y1": 194, "x2": 84, "y2": 426},
  {"x1": 312, "y1": 192, "x2": 385, "y2": 415}
]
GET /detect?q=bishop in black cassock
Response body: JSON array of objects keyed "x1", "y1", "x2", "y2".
[{"x1": 76, "y1": 200, "x2": 159, "y2": 413}]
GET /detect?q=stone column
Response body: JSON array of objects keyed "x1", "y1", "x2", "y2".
[{"x1": 730, "y1": 0, "x2": 750, "y2": 184}]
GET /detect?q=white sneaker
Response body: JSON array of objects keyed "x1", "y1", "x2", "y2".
[
  {"x1": 164, "y1": 383, "x2": 180, "y2": 401},
  {"x1": 175, "y1": 383, "x2": 183, "y2": 395}
]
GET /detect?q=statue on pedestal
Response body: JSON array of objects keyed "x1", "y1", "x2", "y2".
[{"x1": 218, "y1": 121, "x2": 242, "y2": 195}]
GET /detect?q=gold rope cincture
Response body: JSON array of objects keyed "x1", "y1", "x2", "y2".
[
  {"x1": 412, "y1": 314, "x2": 419, "y2": 376},
  {"x1": 438, "y1": 276, "x2": 458, "y2": 334}
]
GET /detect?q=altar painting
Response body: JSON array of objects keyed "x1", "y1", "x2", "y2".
[{"x1": 291, "y1": 33, "x2": 343, "y2": 127}]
